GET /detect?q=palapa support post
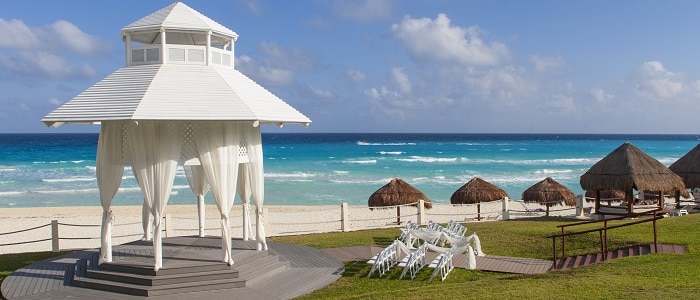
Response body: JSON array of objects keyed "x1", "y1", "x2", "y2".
[
  {"x1": 51, "y1": 220, "x2": 59, "y2": 252},
  {"x1": 502, "y1": 197, "x2": 510, "y2": 220},
  {"x1": 341, "y1": 202, "x2": 349, "y2": 232},
  {"x1": 396, "y1": 206, "x2": 401, "y2": 225},
  {"x1": 477, "y1": 201, "x2": 482, "y2": 221},
  {"x1": 417, "y1": 200, "x2": 425, "y2": 225},
  {"x1": 676, "y1": 190, "x2": 681, "y2": 209}
]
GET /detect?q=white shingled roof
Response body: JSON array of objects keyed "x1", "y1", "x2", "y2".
[
  {"x1": 122, "y1": 2, "x2": 238, "y2": 45},
  {"x1": 42, "y1": 64, "x2": 311, "y2": 126}
]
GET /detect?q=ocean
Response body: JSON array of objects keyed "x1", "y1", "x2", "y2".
[{"x1": 1, "y1": 133, "x2": 699, "y2": 208}]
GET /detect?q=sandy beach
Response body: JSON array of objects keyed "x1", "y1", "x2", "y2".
[{"x1": 0, "y1": 200, "x2": 591, "y2": 255}]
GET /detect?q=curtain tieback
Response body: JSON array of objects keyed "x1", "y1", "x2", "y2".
[{"x1": 103, "y1": 209, "x2": 114, "y2": 223}]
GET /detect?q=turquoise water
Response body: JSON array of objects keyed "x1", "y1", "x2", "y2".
[{"x1": 1, "y1": 133, "x2": 699, "y2": 208}]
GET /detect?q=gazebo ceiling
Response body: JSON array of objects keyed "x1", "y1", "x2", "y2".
[{"x1": 42, "y1": 64, "x2": 311, "y2": 127}]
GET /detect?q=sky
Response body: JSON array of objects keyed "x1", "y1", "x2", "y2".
[{"x1": 2, "y1": 0, "x2": 700, "y2": 134}]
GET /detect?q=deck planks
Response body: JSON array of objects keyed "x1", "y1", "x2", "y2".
[{"x1": 2, "y1": 237, "x2": 344, "y2": 300}]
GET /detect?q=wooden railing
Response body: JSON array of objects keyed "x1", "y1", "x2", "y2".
[{"x1": 546, "y1": 210, "x2": 663, "y2": 269}]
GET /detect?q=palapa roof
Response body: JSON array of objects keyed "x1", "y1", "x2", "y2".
[
  {"x1": 42, "y1": 64, "x2": 311, "y2": 127},
  {"x1": 580, "y1": 142, "x2": 685, "y2": 193},
  {"x1": 450, "y1": 177, "x2": 509, "y2": 204},
  {"x1": 122, "y1": 2, "x2": 238, "y2": 46},
  {"x1": 522, "y1": 177, "x2": 576, "y2": 206},
  {"x1": 368, "y1": 178, "x2": 432, "y2": 209},
  {"x1": 669, "y1": 143, "x2": 700, "y2": 188}
]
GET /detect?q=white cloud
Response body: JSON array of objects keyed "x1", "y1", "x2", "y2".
[
  {"x1": 531, "y1": 55, "x2": 565, "y2": 72},
  {"x1": 0, "y1": 51, "x2": 95, "y2": 80},
  {"x1": 346, "y1": 69, "x2": 366, "y2": 81},
  {"x1": 391, "y1": 14, "x2": 510, "y2": 66},
  {"x1": 0, "y1": 18, "x2": 106, "y2": 81},
  {"x1": 632, "y1": 61, "x2": 684, "y2": 100},
  {"x1": 310, "y1": 85, "x2": 334, "y2": 98},
  {"x1": 48, "y1": 97, "x2": 62, "y2": 106},
  {"x1": 0, "y1": 19, "x2": 39, "y2": 49},
  {"x1": 590, "y1": 87, "x2": 614, "y2": 103},
  {"x1": 333, "y1": 0, "x2": 392, "y2": 22},
  {"x1": 0, "y1": 18, "x2": 107, "y2": 55},
  {"x1": 390, "y1": 67, "x2": 411, "y2": 93},
  {"x1": 236, "y1": 43, "x2": 318, "y2": 86}
]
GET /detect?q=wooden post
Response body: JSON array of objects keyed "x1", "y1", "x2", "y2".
[
  {"x1": 576, "y1": 194, "x2": 584, "y2": 217},
  {"x1": 51, "y1": 220, "x2": 59, "y2": 252},
  {"x1": 545, "y1": 204, "x2": 550, "y2": 217},
  {"x1": 676, "y1": 190, "x2": 681, "y2": 209},
  {"x1": 603, "y1": 220, "x2": 608, "y2": 260},
  {"x1": 417, "y1": 200, "x2": 425, "y2": 225},
  {"x1": 595, "y1": 190, "x2": 601, "y2": 215},
  {"x1": 552, "y1": 237, "x2": 557, "y2": 270},
  {"x1": 396, "y1": 206, "x2": 401, "y2": 225},
  {"x1": 627, "y1": 189, "x2": 633, "y2": 214},
  {"x1": 165, "y1": 213, "x2": 172, "y2": 238},
  {"x1": 341, "y1": 203, "x2": 349, "y2": 232},
  {"x1": 561, "y1": 227, "x2": 565, "y2": 258},
  {"x1": 477, "y1": 202, "x2": 482, "y2": 221},
  {"x1": 599, "y1": 230, "x2": 604, "y2": 260},
  {"x1": 653, "y1": 213, "x2": 658, "y2": 253},
  {"x1": 502, "y1": 197, "x2": 510, "y2": 220}
]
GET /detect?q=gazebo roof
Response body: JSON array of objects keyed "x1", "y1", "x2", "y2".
[
  {"x1": 522, "y1": 177, "x2": 576, "y2": 206},
  {"x1": 42, "y1": 64, "x2": 311, "y2": 127},
  {"x1": 450, "y1": 177, "x2": 508, "y2": 204},
  {"x1": 580, "y1": 142, "x2": 685, "y2": 192},
  {"x1": 122, "y1": 2, "x2": 238, "y2": 46},
  {"x1": 368, "y1": 178, "x2": 432, "y2": 209},
  {"x1": 669, "y1": 143, "x2": 700, "y2": 188}
]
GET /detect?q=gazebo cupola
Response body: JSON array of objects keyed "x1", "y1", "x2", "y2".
[{"x1": 122, "y1": 2, "x2": 238, "y2": 68}]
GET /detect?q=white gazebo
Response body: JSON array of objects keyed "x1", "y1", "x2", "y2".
[{"x1": 42, "y1": 2, "x2": 310, "y2": 271}]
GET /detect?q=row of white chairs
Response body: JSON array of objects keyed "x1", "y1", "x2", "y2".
[{"x1": 369, "y1": 220, "x2": 472, "y2": 281}]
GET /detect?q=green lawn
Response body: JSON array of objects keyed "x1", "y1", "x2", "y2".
[
  {"x1": 271, "y1": 215, "x2": 700, "y2": 299},
  {"x1": 2, "y1": 215, "x2": 699, "y2": 299}
]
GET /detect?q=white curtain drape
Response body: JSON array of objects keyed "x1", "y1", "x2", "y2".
[
  {"x1": 128, "y1": 121, "x2": 183, "y2": 271},
  {"x1": 97, "y1": 122, "x2": 125, "y2": 264},
  {"x1": 237, "y1": 163, "x2": 253, "y2": 240},
  {"x1": 185, "y1": 165, "x2": 210, "y2": 237},
  {"x1": 243, "y1": 125, "x2": 266, "y2": 250},
  {"x1": 132, "y1": 171, "x2": 153, "y2": 241},
  {"x1": 195, "y1": 122, "x2": 240, "y2": 265}
]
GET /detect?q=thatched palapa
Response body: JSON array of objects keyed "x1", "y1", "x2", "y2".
[
  {"x1": 580, "y1": 142, "x2": 685, "y2": 193},
  {"x1": 580, "y1": 142, "x2": 685, "y2": 215},
  {"x1": 523, "y1": 177, "x2": 576, "y2": 207},
  {"x1": 669, "y1": 143, "x2": 700, "y2": 188},
  {"x1": 368, "y1": 178, "x2": 431, "y2": 224},
  {"x1": 450, "y1": 177, "x2": 509, "y2": 204},
  {"x1": 451, "y1": 177, "x2": 508, "y2": 221}
]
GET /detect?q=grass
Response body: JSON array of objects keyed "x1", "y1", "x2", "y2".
[
  {"x1": 271, "y1": 215, "x2": 700, "y2": 299},
  {"x1": 2, "y1": 215, "x2": 699, "y2": 299}
]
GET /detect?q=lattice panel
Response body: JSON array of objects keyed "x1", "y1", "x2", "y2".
[{"x1": 113, "y1": 121, "x2": 249, "y2": 166}]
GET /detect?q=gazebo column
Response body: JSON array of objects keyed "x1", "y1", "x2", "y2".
[
  {"x1": 206, "y1": 31, "x2": 211, "y2": 66},
  {"x1": 185, "y1": 165, "x2": 210, "y2": 238},
  {"x1": 124, "y1": 33, "x2": 131, "y2": 67},
  {"x1": 237, "y1": 163, "x2": 253, "y2": 241},
  {"x1": 160, "y1": 28, "x2": 167, "y2": 64}
]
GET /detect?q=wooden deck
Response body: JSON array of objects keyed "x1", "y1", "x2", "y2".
[{"x1": 1, "y1": 236, "x2": 343, "y2": 300}]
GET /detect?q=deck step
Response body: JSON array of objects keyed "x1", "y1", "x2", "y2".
[
  {"x1": 74, "y1": 276, "x2": 243, "y2": 296},
  {"x1": 84, "y1": 268, "x2": 239, "y2": 286},
  {"x1": 555, "y1": 244, "x2": 663, "y2": 270},
  {"x1": 74, "y1": 248, "x2": 288, "y2": 296}
]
